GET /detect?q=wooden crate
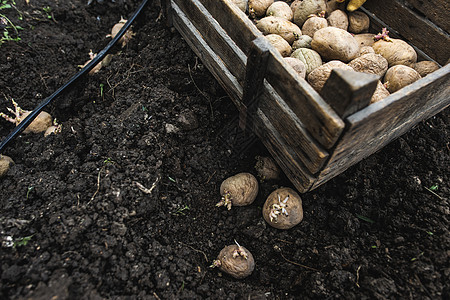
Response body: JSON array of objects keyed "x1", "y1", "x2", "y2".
[{"x1": 163, "y1": 0, "x2": 450, "y2": 192}]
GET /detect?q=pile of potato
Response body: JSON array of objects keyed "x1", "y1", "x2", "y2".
[{"x1": 232, "y1": 0, "x2": 441, "y2": 104}]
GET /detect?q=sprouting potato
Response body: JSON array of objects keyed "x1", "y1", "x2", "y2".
[
  {"x1": 327, "y1": 9, "x2": 348, "y2": 31},
  {"x1": 256, "y1": 16, "x2": 302, "y2": 44},
  {"x1": 106, "y1": 17, "x2": 134, "y2": 48},
  {"x1": 360, "y1": 46, "x2": 375, "y2": 55},
  {"x1": 0, "y1": 155, "x2": 14, "y2": 178},
  {"x1": 373, "y1": 38, "x2": 417, "y2": 67},
  {"x1": 290, "y1": 48, "x2": 322, "y2": 75},
  {"x1": 302, "y1": 15, "x2": 328, "y2": 37},
  {"x1": 307, "y1": 60, "x2": 354, "y2": 93},
  {"x1": 0, "y1": 98, "x2": 53, "y2": 134},
  {"x1": 293, "y1": 0, "x2": 327, "y2": 27},
  {"x1": 354, "y1": 33, "x2": 376, "y2": 48},
  {"x1": 262, "y1": 187, "x2": 303, "y2": 229},
  {"x1": 79, "y1": 50, "x2": 103, "y2": 75},
  {"x1": 348, "y1": 11, "x2": 370, "y2": 33},
  {"x1": 211, "y1": 242, "x2": 255, "y2": 279},
  {"x1": 266, "y1": 1, "x2": 293, "y2": 21},
  {"x1": 311, "y1": 27, "x2": 360, "y2": 62},
  {"x1": 216, "y1": 172, "x2": 258, "y2": 210},
  {"x1": 265, "y1": 34, "x2": 292, "y2": 57},
  {"x1": 248, "y1": 0, "x2": 274, "y2": 18},
  {"x1": 383, "y1": 65, "x2": 421, "y2": 93},
  {"x1": 284, "y1": 57, "x2": 307, "y2": 79}
]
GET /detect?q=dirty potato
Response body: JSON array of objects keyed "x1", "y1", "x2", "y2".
[
  {"x1": 348, "y1": 53, "x2": 388, "y2": 77},
  {"x1": 327, "y1": 9, "x2": 348, "y2": 31},
  {"x1": 256, "y1": 16, "x2": 302, "y2": 44},
  {"x1": 249, "y1": 0, "x2": 274, "y2": 18},
  {"x1": 307, "y1": 60, "x2": 354, "y2": 92},
  {"x1": 265, "y1": 34, "x2": 292, "y2": 57},
  {"x1": 383, "y1": 65, "x2": 421, "y2": 93},
  {"x1": 348, "y1": 11, "x2": 370, "y2": 33},
  {"x1": 311, "y1": 27, "x2": 360, "y2": 62},
  {"x1": 373, "y1": 38, "x2": 417, "y2": 67},
  {"x1": 266, "y1": 1, "x2": 293, "y2": 20},
  {"x1": 290, "y1": 48, "x2": 322, "y2": 75},
  {"x1": 302, "y1": 16, "x2": 328, "y2": 37},
  {"x1": 284, "y1": 57, "x2": 307, "y2": 79}
]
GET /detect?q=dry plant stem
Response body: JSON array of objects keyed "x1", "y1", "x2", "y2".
[
  {"x1": 279, "y1": 250, "x2": 319, "y2": 272},
  {"x1": 88, "y1": 167, "x2": 104, "y2": 205},
  {"x1": 178, "y1": 241, "x2": 209, "y2": 262}
]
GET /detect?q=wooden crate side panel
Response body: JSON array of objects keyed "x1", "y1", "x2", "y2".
[
  {"x1": 364, "y1": 0, "x2": 450, "y2": 65},
  {"x1": 197, "y1": 0, "x2": 261, "y2": 54},
  {"x1": 259, "y1": 82, "x2": 329, "y2": 174},
  {"x1": 252, "y1": 109, "x2": 316, "y2": 192},
  {"x1": 312, "y1": 64, "x2": 450, "y2": 190},
  {"x1": 170, "y1": 1, "x2": 243, "y2": 108},
  {"x1": 405, "y1": 0, "x2": 450, "y2": 33},
  {"x1": 265, "y1": 53, "x2": 345, "y2": 149},
  {"x1": 174, "y1": 0, "x2": 247, "y2": 83}
]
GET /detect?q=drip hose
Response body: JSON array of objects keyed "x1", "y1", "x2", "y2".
[{"x1": 0, "y1": 0, "x2": 150, "y2": 153}]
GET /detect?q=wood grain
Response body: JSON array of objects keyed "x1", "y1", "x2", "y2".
[
  {"x1": 363, "y1": 0, "x2": 450, "y2": 65},
  {"x1": 405, "y1": 0, "x2": 449, "y2": 33},
  {"x1": 312, "y1": 64, "x2": 450, "y2": 190}
]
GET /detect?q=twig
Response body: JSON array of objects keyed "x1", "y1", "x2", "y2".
[
  {"x1": 134, "y1": 176, "x2": 160, "y2": 194},
  {"x1": 178, "y1": 241, "x2": 209, "y2": 262},
  {"x1": 205, "y1": 170, "x2": 216, "y2": 184},
  {"x1": 188, "y1": 64, "x2": 213, "y2": 119},
  {"x1": 424, "y1": 187, "x2": 443, "y2": 200},
  {"x1": 355, "y1": 265, "x2": 361, "y2": 288},
  {"x1": 278, "y1": 247, "x2": 319, "y2": 272},
  {"x1": 88, "y1": 167, "x2": 104, "y2": 205}
]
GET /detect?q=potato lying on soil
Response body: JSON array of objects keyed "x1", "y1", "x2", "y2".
[
  {"x1": 293, "y1": 0, "x2": 327, "y2": 27},
  {"x1": 290, "y1": 48, "x2": 322, "y2": 75},
  {"x1": 262, "y1": 187, "x2": 303, "y2": 229},
  {"x1": 348, "y1": 11, "x2": 370, "y2": 33},
  {"x1": 284, "y1": 57, "x2": 307, "y2": 79},
  {"x1": 216, "y1": 172, "x2": 258, "y2": 210},
  {"x1": 413, "y1": 61, "x2": 440, "y2": 77},
  {"x1": 307, "y1": 60, "x2": 354, "y2": 92},
  {"x1": 327, "y1": 9, "x2": 348, "y2": 31},
  {"x1": 302, "y1": 16, "x2": 328, "y2": 37},
  {"x1": 265, "y1": 34, "x2": 292, "y2": 57},
  {"x1": 370, "y1": 80, "x2": 390, "y2": 104},
  {"x1": 0, "y1": 99, "x2": 53, "y2": 134},
  {"x1": 311, "y1": 27, "x2": 360, "y2": 62},
  {"x1": 266, "y1": 1, "x2": 293, "y2": 21},
  {"x1": 255, "y1": 156, "x2": 281, "y2": 181},
  {"x1": 373, "y1": 38, "x2": 417, "y2": 67},
  {"x1": 348, "y1": 53, "x2": 388, "y2": 77},
  {"x1": 292, "y1": 35, "x2": 313, "y2": 50},
  {"x1": 360, "y1": 46, "x2": 374, "y2": 55},
  {"x1": 107, "y1": 17, "x2": 134, "y2": 48},
  {"x1": 354, "y1": 33, "x2": 375, "y2": 48},
  {"x1": 383, "y1": 65, "x2": 421, "y2": 93},
  {"x1": 231, "y1": 0, "x2": 248, "y2": 12},
  {"x1": 256, "y1": 16, "x2": 302, "y2": 44},
  {"x1": 212, "y1": 243, "x2": 255, "y2": 279},
  {"x1": 249, "y1": 0, "x2": 274, "y2": 18},
  {"x1": 0, "y1": 155, "x2": 14, "y2": 178}
]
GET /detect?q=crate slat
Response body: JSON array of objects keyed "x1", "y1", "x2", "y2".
[
  {"x1": 405, "y1": 0, "x2": 449, "y2": 33},
  {"x1": 364, "y1": 0, "x2": 450, "y2": 65},
  {"x1": 174, "y1": 0, "x2": 247, "y2": 82},
  {"x1": 312, "y1": 64, "x2": 450, "y2": 189}
]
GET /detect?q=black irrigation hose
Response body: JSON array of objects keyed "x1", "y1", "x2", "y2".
[{"x1": 0, "y1": 0, "x2": 150, "y2": 153}]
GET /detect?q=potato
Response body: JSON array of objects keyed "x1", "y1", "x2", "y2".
[
  {"x1": 255, "y1": 156, "x2": 281, "y2": 181},
  {"x1": 0, "y1": 99, "x2": 53, "y2": 134},
  {"x1": 266, "y1": 1, "x2": 293, "y2": 21},
  {"x1": 290, "y1": 48, "x2": 322, "y2": 75},
  {"x1": 327, "y1": 9, "x2": 348, "y2": 31},
  {"x1": 265, "y1": 34, "x2": 292, "y2": 57},
  {"x1": 231, "y1": 0, "x2": 248, "y2": 12},
  {"x1": 284, "y1": 57, "x2": 307, "y2": 79},
  {"x1": 107, "y1": 18, "x2": 134, "y2": 48},
  {"x1": 348, "y1": 53, "x2": 388, "y2": 77},
  {"x1": 307, "y1": 60, "x2": 353, "y2": 92},
  {"x1": 348, "y1": 11, "x2": 370, "y2": 33},
  {"x1": 216, "y1": 172, "x2": 258, "y2": 209},
  {"x1": 292, "y1": 35, "x2": 313, "y2": 50},
  {"x1": 293, "y1": 0, "x2": 327, "y2": 27},
  {"x1": 373, "y1": 38, "x2": 417, "y2": 67},
  {"x1": 325, "y1": 0, "x2": 346, "y2": 15},
  {"x1": 370, "y1": 81, "x2": 390, "y2": 104},
  {"x1": 354, "y1": 33, "x2": 375, "y2": 48},
  {"x1": 360, "y1": 46, "x2": 374, "y2": 55},
  {"x1": 256, "y1": 16, "x2": 302, "y2": 44},
  {"x1": 383, "y1": 65, "x2": 421, "y2": 93},
  {"x1": 302, "y1": 16, "x2": 328, "y2": 37},
  {"x1": 0, "y1": 155, "x2": 14, "y2": 178},
  {"x1": 213, "y1": 243, "x2": 255, "y2": 279},
  {"x1": 262, "y1": 187, "x2": 303, "y2": 229},
  {"x1": 290, "y1": 0, "x2": 301, "y2": 14},
  {"x1": 249, "y1": 0, "x2": 274, "y2": 18},
  {"x1": 413, "y1": 61, "x2": 440, "y2": 77},
  {"x1": 311, "y1": 27, "x2": 360, "y2": 62}
]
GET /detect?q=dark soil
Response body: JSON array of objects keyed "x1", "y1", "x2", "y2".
[{"x1": 0, "y1": 1, "x2": 449, "y2": 299}]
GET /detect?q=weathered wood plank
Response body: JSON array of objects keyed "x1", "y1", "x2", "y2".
[
  {"x1": 258, "y1": 82, "x2": 329, "y2": 174},
  {"x1": 312, "y1": 64, "x2": 450, "y2": 190},
  {"x1": 239, "y1": 37, "x2": 270, "y2": 131},
  {"x1": 265, "y1": 52, "x2": 345, "y2": 149},
  {"x1": 321, "y1": 69, "x2": 379, "y2": 118},
  {"x1": 197, "y1": 0, "x2": 261, "y2": 53},
  {"x1": 404, "y1": 0, "x2": 450, "y2": 33},
  {"x1": 363, "y1": 0, "x2": 450, "y2": 65},
  {"x1": 170, "y1": 0, "x2": 244, "y2": 108},
  {"x1": 252, "y1": 109, "x2": 316, "y2": 193},
  {"x1": 173, "y1": 0, "x2": 247, "y2": 82}
]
